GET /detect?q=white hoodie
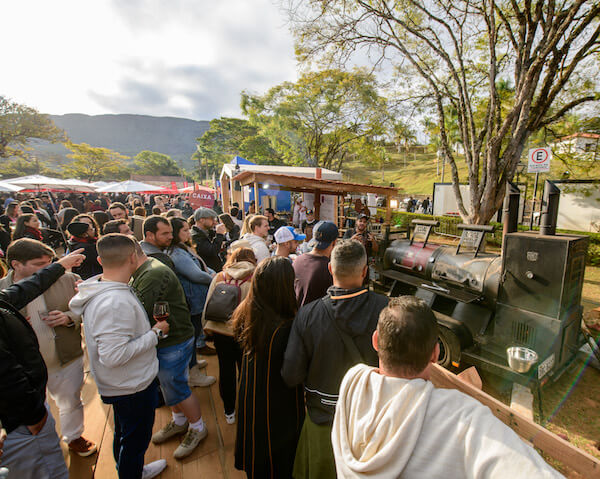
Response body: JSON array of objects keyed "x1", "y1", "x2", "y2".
[
  {"x1": 69, "y1": 276, "x2": 159, "y2": 397},
  {"x1": 241, "y1": 233, "x2": 270, "y2": 264},
  {"x1": 332, "y1": 364, "x2": 563, "y2": 479}
]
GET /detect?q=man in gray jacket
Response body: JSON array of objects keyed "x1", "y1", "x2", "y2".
[{"x1": 70, "y1": 234, "x2": 169, "y2": 479}]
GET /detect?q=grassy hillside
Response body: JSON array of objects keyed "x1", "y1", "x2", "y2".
[
  {"x1": 342, "y1": 147, "x2": 600, "y2": 196},
  {"x1": 29, "y1": 113, "x2": 210, "y2": 172}
]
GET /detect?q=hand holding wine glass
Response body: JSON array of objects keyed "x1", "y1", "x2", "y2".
[{"x1": 153, "y1": 301, "x2": 170, "y2": 339}]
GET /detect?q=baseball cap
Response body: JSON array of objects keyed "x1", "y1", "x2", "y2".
[
  {"x1": 309, "y1": 221, "x2": 338, "y2": 250},
  {"x1": 275, "y1": 226, "x2": 306, "y2": 244},
  {"x1": 306, "y1": 209, "x2": 314, "y2": 215},
  {"x1": 357, "y1": 213, "x2": 369, "y2": 220},
  {"x1": 67, "y1": 222, "x2": 89, "y2": 237},
  {"x1": 193, "y1": 207, "x2": 218, "y2": 221}
]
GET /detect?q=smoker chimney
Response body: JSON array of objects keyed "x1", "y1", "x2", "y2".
[
  {"x1": 540, "y1": 180, "x2": 560, "y2": 236},
  {"x1": 502, "y1": 182, "x2": 520, "y2": 236}
]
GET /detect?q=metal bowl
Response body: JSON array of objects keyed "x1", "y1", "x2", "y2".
[{"x1": 506, "y1": 346, "x2": 538, "y2": 373}]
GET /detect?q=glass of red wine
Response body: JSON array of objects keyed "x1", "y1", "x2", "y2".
[{"x1": 153, "y1": 301, "x2": 169, "y2": 339}]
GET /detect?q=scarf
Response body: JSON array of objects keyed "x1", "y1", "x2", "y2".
[
  {"x1": 70, "y1": 236, "x2": 97, "y2": 244},
  {"x1": 25, "y1": 226, "x2": 43, "y2": 241}
]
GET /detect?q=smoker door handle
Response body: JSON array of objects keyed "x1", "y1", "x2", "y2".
[{"x1": 420, "y1": 282, "x2": 450, "y2": 294}]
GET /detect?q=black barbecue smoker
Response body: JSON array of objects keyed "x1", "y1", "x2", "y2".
[{"x1": 376, "y1": 181, "x2": 588, "y2": 415}]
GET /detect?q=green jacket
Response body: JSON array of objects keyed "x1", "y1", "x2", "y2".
[{"x1": 131, "y1": 258, "x2": 194, "y2": 349}]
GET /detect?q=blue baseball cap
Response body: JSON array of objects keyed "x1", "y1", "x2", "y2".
[{"x1": 309, "y1": 221, "x2": 339, "y2": 250}]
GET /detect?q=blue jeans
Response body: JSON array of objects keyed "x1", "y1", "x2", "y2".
[
  {"x1": 2, "y1": 406, "x2": 68, "y2": 479},
  {"x1": 101, "y1": 380, "x2": 158, "y2": 479},
  {"x1": 157, "y1": 337, "x2": 194, "y2": 406}
]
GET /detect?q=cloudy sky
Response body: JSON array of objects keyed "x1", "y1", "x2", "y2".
[{"x1": 1, "y1": 0, "x2": 298, "y2": 120}]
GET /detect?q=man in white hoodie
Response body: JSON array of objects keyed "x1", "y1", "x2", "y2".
[
  {"x1": 332, "y1": 296, "x2": 564, "y2": 479},
  {"x1": 241, "y1": 214, "x2": 271, "y2": 264},
  {"x1": 69, "y1": 234, "x2": 169, "y2": 479}
]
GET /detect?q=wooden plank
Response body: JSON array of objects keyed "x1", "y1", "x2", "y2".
[
  {"x1": 430, "y1": 363, "x2": 600, "y2": 478},
  {"x1": 457, "y1": 366, "x2": 482, "y2": 390},
  {"x1": 93, "y1": 407, "x2": 118, "y2": 479},
  {"x1": 182, "y1": 450, "x2": 223, "y2": 477}
]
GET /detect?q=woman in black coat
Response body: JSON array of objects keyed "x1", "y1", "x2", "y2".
[
  {"x1": 232, "y1": 257, "x2": 304, "y2": 479},
  {"x1": 66, "y1": 214, "x2": 102, "y2": 280}
]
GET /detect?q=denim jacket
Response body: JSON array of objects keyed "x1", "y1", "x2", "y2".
[{"x1": 168, "y1": 246, "x2": 214, "y2": 315}]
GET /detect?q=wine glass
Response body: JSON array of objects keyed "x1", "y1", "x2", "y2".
[{"x1": 153, "y1": 301, "x2": 169, "y2": 339}]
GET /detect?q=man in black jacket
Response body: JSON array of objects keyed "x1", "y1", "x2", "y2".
[
  {"x1": 0, "y1": 250, "x2": 84, "y2": 479},
  {"x1": 282, "y1": 240, "x2": 388, "y2": 478},
  {"x1": 190, "y1": 207, "x2": 226, "y2": 272}
]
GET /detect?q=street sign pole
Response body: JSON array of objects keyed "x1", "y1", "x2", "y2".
[
  {"x1": 529, "y1": 171, "x2": 539, "y2": 230},
  {"x1": 527, "y1": 147, "x2": 551, "y2": 231}
]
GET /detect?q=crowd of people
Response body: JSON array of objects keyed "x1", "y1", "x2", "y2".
[{"x1": 0, "y1": 190, "x2": 563, "y2": 479}]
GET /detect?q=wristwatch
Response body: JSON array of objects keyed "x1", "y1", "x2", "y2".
[{"x1": 151, "y1": 327, "x2": 165, "y2": 339}]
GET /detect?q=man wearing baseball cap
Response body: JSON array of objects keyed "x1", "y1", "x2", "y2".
[
  {"x1": 273, "y1": 226, "x2": 306, "y2": 261},
  {"x1": 293, "y1": 221, "x2": 338, "y2": 307},
  {"x1": 191, "y1": 207, "x2": 227, "y2": 272},
  {"x1": 343, "y1": 213, "x2": 379, "y2": 257}
]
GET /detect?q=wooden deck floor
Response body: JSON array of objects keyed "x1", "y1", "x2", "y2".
[{"x1": 49, "y1": 352, "x2": 244, "y2": 479}]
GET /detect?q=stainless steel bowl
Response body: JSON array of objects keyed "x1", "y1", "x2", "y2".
[{"x1": 506, "y1": 346, "x2": 538, "y2": 373}]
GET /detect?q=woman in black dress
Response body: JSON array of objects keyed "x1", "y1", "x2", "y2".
[{"x1": 232, "y1": 256, "x2": 305, "y2": 479}]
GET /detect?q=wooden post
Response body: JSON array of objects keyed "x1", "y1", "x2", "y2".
[
  {"x1": 254, "y1": 181, "x2": 260, "y2": 212},
  {"x1": 221, "y1": 175, "x2": 231, "y2": 213},
  {"x1": 314, "y1": 190, "x2": 322, "y2": 220},
  {"x1": 385, "y1": 195, "x2": 392, "y2": 224}
]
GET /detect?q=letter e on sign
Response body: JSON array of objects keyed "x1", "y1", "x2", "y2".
[{"x1": 527, "y1": 147, "x2": 552, "y2": 173}]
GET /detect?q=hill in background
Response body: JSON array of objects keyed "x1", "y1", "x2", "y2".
[{"x1": 31, "y1": 113, "x2": 210, "y2": 171}]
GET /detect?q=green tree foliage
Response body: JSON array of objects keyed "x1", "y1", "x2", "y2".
[
  {"x1": 290, "y1": 1, "x2": 600, "y2": 223},
  {"x1": 241, "y1": 69, "x2": 388, "y2": 171},
  {"x1": 134, "y1": 150, "x2": 181, "y2": 176},
  {"x1": 194, "y1": 117, "x2": 280, "y2": 179},
  {"x1": 0, "y1": 96, "x2": 65, "y2": 159},
  {"x1": 63, "y1": 141, "x2": 129, "y2": 182},
  {"x1": 0, "y1": 157, "x2": 52, "y2": 178}
]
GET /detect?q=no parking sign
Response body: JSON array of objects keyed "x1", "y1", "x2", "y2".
[{"x1": 527, "y1": 147, "x2": 552, "y2": 173}]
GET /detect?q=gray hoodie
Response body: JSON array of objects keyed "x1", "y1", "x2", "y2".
[{"x1": 69, "y1": 276, "x2": 158, "y2": 397}]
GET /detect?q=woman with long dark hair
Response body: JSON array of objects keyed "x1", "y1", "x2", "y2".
[
  {"x1": 167, "y1": 217, "x2": 217, "y2": 386},
  {"x1": 13, "y1": 214, "x2": 44, "y2": 241},
  {"x1": 67, "y1": 214, "x2": 102, "y2": 279},
  {"x1": 203, "y1": 247, "x2": 256, "y2": 424},
  {"x1": 233, "y1": 256, "x2": 304, "y2": 478}
]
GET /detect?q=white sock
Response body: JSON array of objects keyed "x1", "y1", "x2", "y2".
[
  {"x1": 189, "y1": 417, "x2": 206, "y2": 433},
  {"x1": 172, "y1": 411, "x2": 187, "y2": 426}
]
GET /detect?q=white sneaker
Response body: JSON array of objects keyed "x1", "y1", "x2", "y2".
[
  {"x1": 189, "y1": 368, "x2": 216, "y2": 387},
  {"x1": 196, "y1": 359, "x2": 208, "y2": 369},
  {"x1": 142, "y1": 459, "x2": 167, "y2": 479},
  {"x1": 225, "y1": 412, "x2": 235, "y2": 425}
]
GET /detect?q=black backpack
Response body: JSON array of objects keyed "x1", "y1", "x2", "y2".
[{"x1": 204, "y1": 276, "x2": 251, "y2": 323}]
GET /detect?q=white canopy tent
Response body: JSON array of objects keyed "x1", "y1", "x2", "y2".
[
  {"x1": 0, "y1": 180, "x2": 24, "y2": 192},
  {"x1": 5, "y1": 175, "x2": 97, "y2": 192},
  {"x1": 96, "y1": 180, "x2": 165, "y2": 193}
]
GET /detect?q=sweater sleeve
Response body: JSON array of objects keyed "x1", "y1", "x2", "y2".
[
  {"x1": 172, "y1": 250, "x2": 213, "y2": 285},
  {"x1": 0, "y1": 262, "x2": 65, "y2": 310},
  {"x1": 92, "y1": 300, "x2": 158, "y2": 368},
  {"x1": 281, "y1": 312, "x2": 310, "y2": 387}
]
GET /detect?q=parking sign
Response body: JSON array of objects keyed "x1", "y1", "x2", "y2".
[{"x1": 527, "y1": 147, "x2": 552, "y2": 173}]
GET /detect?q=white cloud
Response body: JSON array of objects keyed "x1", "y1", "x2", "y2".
[{"x1": 1, "y1": 0, "x2": 297, "y2": 119}]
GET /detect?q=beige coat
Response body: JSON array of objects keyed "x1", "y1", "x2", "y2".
[
  {"x1": 202, "y1": 260, "x2": 255, "y2": 337},
  {"x1": 0, "y1": 270, "x2": 83, "y2": 366}
]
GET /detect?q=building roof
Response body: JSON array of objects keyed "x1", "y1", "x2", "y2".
[
  {"x1": 231, "y1": 170, "x2": 398, "y2": 197},
  {"x1": 557, "y1": 132, "x2": 600, "y2": 142},
  {"x1": 221, "y1": 163, "x2": 343, "y2": 181}
]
